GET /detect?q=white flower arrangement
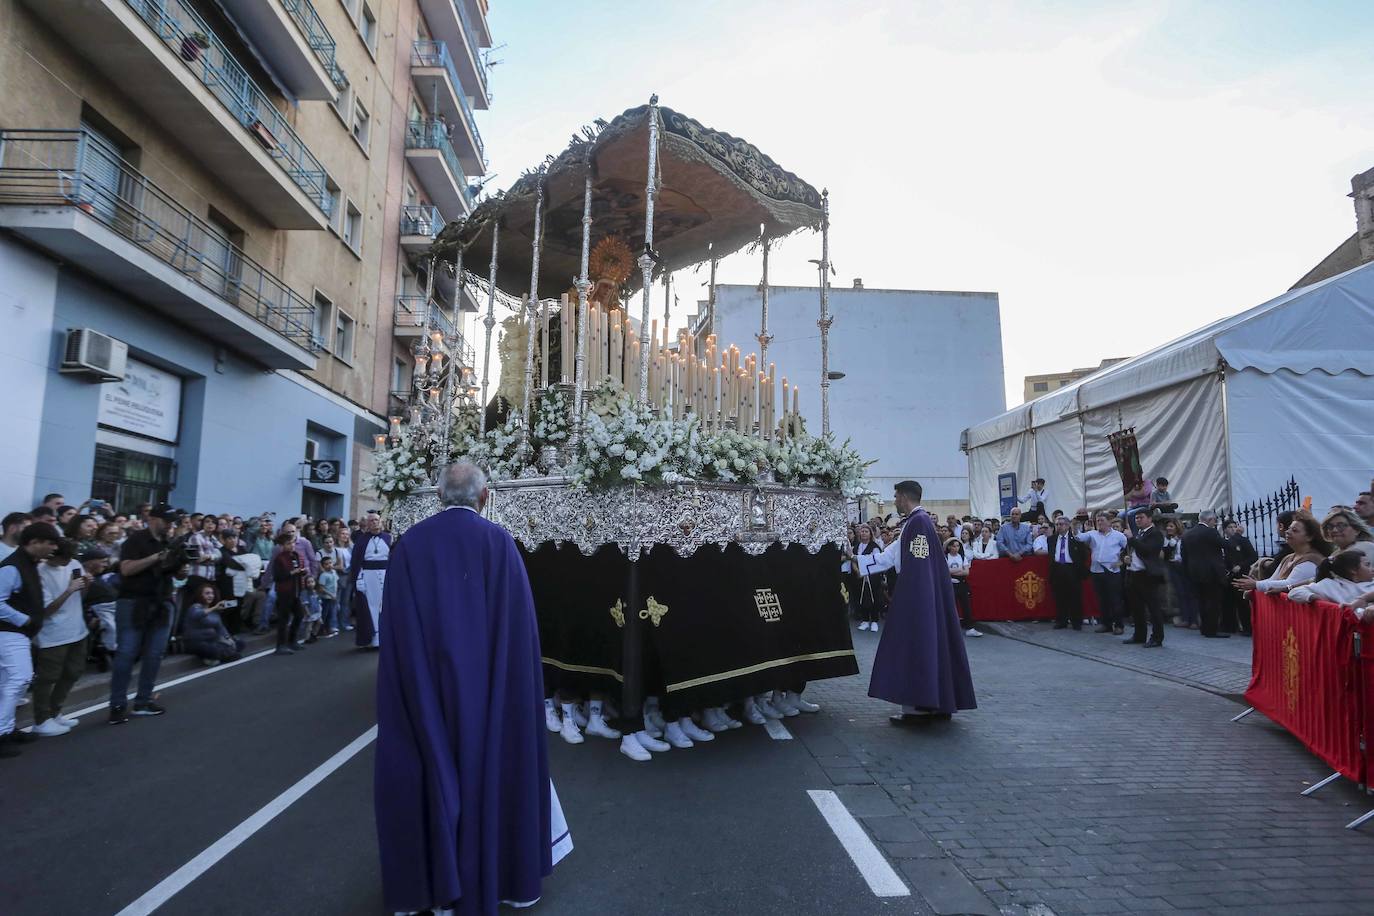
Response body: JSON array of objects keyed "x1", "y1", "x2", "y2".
[
  {"x1": 699, "y1": 428, "x2": 769, "y2": 484},
  {"x1": 462, "y1": 413, "x2": 525, "y2": 482},
  {"x1": 532, "y1": 386, "x2": 570, "y2": 447},
  {"x1": 365, "y1": 427, "x2": 431, "y2": 500}
]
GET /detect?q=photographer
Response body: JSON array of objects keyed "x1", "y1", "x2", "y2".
[
  {"x1": 181, "y1": 584, "x2": 244, "y2": 665},
  {"x1": 109, "y1": 504, "x2": 182, "y2": 724}
]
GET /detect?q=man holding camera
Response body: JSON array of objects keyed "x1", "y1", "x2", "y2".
[{"x1": 109, "y1": 505, "x2": 181, "y2": 724}]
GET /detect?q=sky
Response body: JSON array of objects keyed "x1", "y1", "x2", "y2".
[{"x1": 468, "y1": 0, "x2": 1374, "y2": 411}]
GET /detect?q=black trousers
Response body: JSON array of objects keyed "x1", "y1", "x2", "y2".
[
  {"x1": 951, "y1": 580, "x2": 973, "y2": 629},
  {"x1": 275, "y1": 592, "x2": 302, "y2": 648},
  {"x1": 1221, "y1": 579, "x2": 1249, "y2": 633},
  {"x1": 1049, "y1": 564, "x2": 1083, "y2": 628},
  {"x1": 1194, "y1": 579, "x2": 1225, "y2": 636},
  {"x1": 1127, "y1": 571, "x2": 1165, "y2": 642},
  {"x1": 1091, "y1": 571, "x2": 1124, "y2": 628}
]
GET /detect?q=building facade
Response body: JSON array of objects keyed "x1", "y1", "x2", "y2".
[
  {"x1": 0, "y1": 0, "x2": 490, "y2": 517},
  {"x1": 1022, "y1": 357, "x2": 1125, "y2": 403},
  {"x1": 707, "y1": 283, "x2": 1006, "y2": 516}
]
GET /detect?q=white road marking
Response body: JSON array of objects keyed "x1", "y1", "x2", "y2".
[
  {"x1": 114, "y1": 726, "x2": 379, "y2": 916},
  {"x1": 807, "y1": 789, "x2": 910, "y2": 897},
  {"x1": 63, "y1": 648, "x2": 276, "y2": 722},
  {"x1": 764, "y1": 718, "x2": 793, "y2": 740}
]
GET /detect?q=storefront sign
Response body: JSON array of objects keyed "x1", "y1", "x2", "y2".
[{"x1": 98, "y1": 358, "x2": 182, "y2": 443}]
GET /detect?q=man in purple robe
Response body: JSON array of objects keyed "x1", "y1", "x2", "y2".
[
  {"x1": 862, "y1": 480, "x2": 978, "y2": 723},
  {"x1": 376, "y1": 463, "x2": 571, "y2": 915}
]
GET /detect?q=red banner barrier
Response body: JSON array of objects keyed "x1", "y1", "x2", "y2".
[
  {"x1": 1359, "y1": 610, "x2": 1374, "y2": 788},
  {"x1": 1245, "y1": 593, "x2": 1365, "y2": 783},
  {"x1": 967, "y1": 556, "x2": 1100, "y2": 622}
]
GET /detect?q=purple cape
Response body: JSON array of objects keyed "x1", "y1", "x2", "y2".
[
  {"x1": 374, "y1": 508, "x2": 553, "y2": 914},
  {"x1": 867, "y1": 509, "x2": 977, "y2": 713}
]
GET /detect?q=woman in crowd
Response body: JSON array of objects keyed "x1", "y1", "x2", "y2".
[
  {"x1": 1232, "y1": 511, "x2": 1333, "y2": 596},
  {"x1": 181, "y1": 584, "x2": 245, "y2": 665},
  {"x1": 64, "y1": 515, "x2": 100, "y2": 555},
  {"x1": 186, "y1": 515, "x2": 222, "y2": 596},
  {"x1": 945, "y1": 537, "x2": 980, "y2": 637},
  {"x1": 1163, "y1": 519, "x2": 1197, "y2": 628},
  {"x1": 95, "y1": 521, "x2": 124, "y2": 563},
  {"x1": 1287, "y1": 550, "x2": 1374, "y2": 606},
  {"x1": 959, "y1": 525, "x2": 974, "y2": 548},
  {"x1": 850, "y1": 524, "x2": 886, "y2": 631},
  {"x1": 1321, "y1": 507, "x2": 1374, "y2": 565},
  {"x1": 968, "y1": 525, "x2": 999, "y2": 561},
  {"x1": 331, "y1": 528, "x2": 354, "y2": 631}
]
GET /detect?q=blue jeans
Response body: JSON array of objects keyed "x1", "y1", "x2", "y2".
[
  {"x1": 1167, "y1": 565, "x2": 1198, "y2": 626},
  {"x1": 109, "y1": 598, "x2": 172, "y2": 707},
  {"x1": 321, "y1": 597, "x2": 338, "y2": 630}
]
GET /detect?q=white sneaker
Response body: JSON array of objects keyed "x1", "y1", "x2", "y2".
[
  {"x1": 572, "y1": 703, "x2": 590, "y2": 728},
  {"x1": 702, "y1": 707, "x2": 730, "y2": 733},
  {"x1": 678, "y1": 716, "x2": 714, "y2": 742},
  {"x1": 54, "y1": 714, "x2": 80, "y2": 728},
  {"x1": 772, "y1": 690, "x2": 801, "y2": 717},
  {"x1": 663, "y1": 720, "x2": 695, "y2": 748},
  {"x1": 786, "y1": 691, "x2": 821, "y2": 714},
  {"x1": 741, "y1": 697, "x2": 766, "y2": 725},
  {"x1": 544, "y1": 707, "x2": 562, "y2": 734},
  {"x1": 641, "y1": 711, "x2": 664, "y2": 739},
  {"x1": 634, "y1": 730, "x2": 670, "y2": 752},
  {"x1": 619, "y1": 734, "x2": 651, "y2": 761},
  {"x1": 31, "y1": 718, "x2": 71, "y2": 737},
  {"x1": 857, "y1": 621, "x2": 869, "y2": 631},
  {"x1": 559, "y1": 717, "x2": 584, "y2": 745},
  {"x1": 965, "y1": 628, "x2": 984, "y2": 638},
  {"x1": 723, "y1": 710, "x2": 743, "y2": 729},
  {"x1": 756, "y1": 695, "x2": 784, "y2": 720},
  {"x1": 585, "y1": 715, "x2": 621, "y2": 740}
]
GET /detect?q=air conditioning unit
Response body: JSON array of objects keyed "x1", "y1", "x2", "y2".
[{"x1": 60, "y1": 328, "x2": 128, "y2": 382}]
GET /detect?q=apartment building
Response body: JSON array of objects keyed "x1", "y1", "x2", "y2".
[{"x1": 0, "y1": 0, "x2": 490, "y2": 519}]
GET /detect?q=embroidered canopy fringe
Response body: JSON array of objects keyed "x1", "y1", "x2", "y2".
[{"x1": 430, "y1": 103, "x2": 825, "y2": 298}]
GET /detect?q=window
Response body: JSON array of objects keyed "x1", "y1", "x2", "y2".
[
  {"x1": 1032, "y1": 381, "x2": 1049, "y2": 392},
  {"x1": 392, "y1": 357, "x2": 408, "y2": 393},
  {"x1": 92, "y1": 444, "x2": 176, "y2": 514},
  {"x1": 338, "y1": 0, "x2": 359, "y2": 19},
  {"x1": 324, "y1": 177, "x2": 342, "y2": 233},
  {"x1": 312, "y1": 291, "x2": 334, "y2": 350},
  {"x1": 304, "y1": 437, "x2": 321, "y2": 461},
  {"x1": 335, "y1": 310, "x2": 356, "y2": 362},
  {"x1": 343, "y1": 200, "x2": 362, "y2": 253},
  {"x1": 360, "y1": 2, "x2": 378, "y2": 52},
  {"x1": 351, "y1": 99, "x2": 370, "y2": 151}
]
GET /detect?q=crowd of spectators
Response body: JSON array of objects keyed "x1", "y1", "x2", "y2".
[
  {"x1": 0, "y1": 493, "x2": 375, "y2": 758},
  {"x1": 842, "y1": 475, "x2": 1374, "y2": 645}
]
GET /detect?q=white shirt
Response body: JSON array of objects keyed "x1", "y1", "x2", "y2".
[
  {"x1": 861, "y1": 536, "x2": 903, "y2": 576},
  {"x1": 1032, "y1": 534, "x2": 1048, "y2": 555},
  {"x1": 1164, "y1": 536, "x2": 1182, "y2": 564},
  {"x1": 1256, "y1": 562, "x2": 1318, "y2": 593},
  {"x1": 968, "y1": 536, "x2": 999, "y2": 561},
  {"x1": 1022, "y1": 486, "x2": 1050, "y2": 510},
  {"x1": 1287, "y1": 578, "x2": 1369, "y2": 605},
  {"x1": 1076, "y1": 529, "x2": 1128, "y2": 573},
  {"x1": 0, "y1": 542, "x2": 15, "y2": 563},
  {"x1": 1051, "y1": 534, "x2": 1074, "y2": 564},
  {"x1": 1127, "y1": 524, "x2": 1156, "y2": 572},
  {"x1": 36, "y1": 559, "x2": 88, "y2": 648},
  {"x1": 946, "y1": 552, "x2": 970, "y2": 581}
]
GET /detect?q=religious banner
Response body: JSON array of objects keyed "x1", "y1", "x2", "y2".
[
  {"x1": 1107, "y1": 428, "x2": 1144, "y2": 496},
  {"x1": 1244, "y1": 593, "x2": 1364, "y2": 783},
  {"x1": 967, "y1": 556, "x2": 1099, "y2": 622}
]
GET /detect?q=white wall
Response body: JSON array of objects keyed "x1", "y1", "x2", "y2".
[
  {"x1": 0, "y1": 239, "x2": 58, "y2": 511},
  {"x1": 712, "y1": 285, "x2": 1006, "y2": 502}
]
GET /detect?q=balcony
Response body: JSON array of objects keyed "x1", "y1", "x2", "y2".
[
  {"x1": 410, "y1": 43, "x2": 486, "y2": 174},
  {"x1": 404, "y1": 120, "x2": 476, "y2": 219},
  {"x1": 217, "y1": 0, "x2": 347, "y2": 99},
  {"x1": 394, "y1": 296, "x2": 475, "y2": 367},
  {"x1": 415, "y1": 0, "x2": 491, "y2": 109},
  {"x1": 20, "y1": 0, "x2": 332, "y2": 229},
  {"x1": 0, "y1": 130, "x2": 317, "y2": 370},
  {"x1": 400, "y1": 204, "x2": 444, "y2": 255}
]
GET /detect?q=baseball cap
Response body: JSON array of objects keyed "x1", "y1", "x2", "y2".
[
  {"x1": 77, "y1": 546, "x2": 111, "y2": 562},
  {"x1": 149, "y1": 504, "x2": 179, "y2": 521}
]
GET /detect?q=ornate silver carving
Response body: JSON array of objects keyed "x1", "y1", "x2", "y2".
[{"x1": 388, "y1": 480, "x2": 847, "y2": 561}]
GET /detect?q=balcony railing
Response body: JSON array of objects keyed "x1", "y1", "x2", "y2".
[
  {"x1": 405, "y1": 120, "x2": 476, "y2": 209},
  {"x1": 394, "y1": 295, "x2": 475, "y2": 366},
  {"x1": 0, "y1": 129, "x2": 316, "y2": 350},
  {"x1": 122, "y1": 0, "x2": 331, "y2": 215},
  {"x1": 280, "y1": 0, "x2": 348, "y2": 89},
  {"x1": 410, "y1": 41, "x2": 485, "y2": 165},
  {"x1": 450, "y1": 2, "x2": 490, "y2": 98},
  {"x1": 400, "y1": 203, "x2": 444, "y2": 238}
]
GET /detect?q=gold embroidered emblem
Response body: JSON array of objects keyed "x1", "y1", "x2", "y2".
[
  {"x1": 1282, "y1": 626, "x2": 1300, "y2": 712},
  {"x1": 839, "y1": 582, "x2": 849, "y2": 605},
  {"x1": 754, "y1": 588, "x2": 783, "y2": 623},
  {"x1": 909, "y1": 534, "x2": 930, "y2": 559},
  {"x1": 608, "y1": 599, "x2": 625, "y2": 628},
  {"x1": 638, "y1": 596, "x2": 669, "y2": 627},
  {"x1": 1013, "y1": 571, "x2": 1046, "y2": 609}
]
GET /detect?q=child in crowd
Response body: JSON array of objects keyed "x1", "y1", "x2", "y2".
[
  {"x1": 301, "y1": 575, "x2": 322, "y2": 643},
  {"x1": 318, "y1": 556, "x2": 339, "y2": 638}
]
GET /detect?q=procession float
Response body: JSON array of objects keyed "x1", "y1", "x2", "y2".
[{"x1": 371, "y1": 96, "x2": 870, "y2": 718}]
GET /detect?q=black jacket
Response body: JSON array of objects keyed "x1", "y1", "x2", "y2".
[
  {"x1": 1182, "y1": 523, "x2": 1228, "y2": 585},
  {"x1": 1225, "y1": 534, "x2": 1259, "y2": 577},
  {"x1": 1127, "y1": 524, "x2": 1167, "y2": 578},
  {"x1": 1045, "y1": 532, "x2": 1090, "y2": 579},
  {"x1": 0, "y1": 547, "x2": 45, "y2": 636}
]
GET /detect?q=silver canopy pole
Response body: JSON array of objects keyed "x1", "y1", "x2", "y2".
[
  {"x1": 636, "y1": 95, "x2": 660, "y2": 404},
  {"x1": 520, "y1": 174, "x2": 545, "y2": 455},
  {"x1": 479, "y1": 222, "x2": 499, "y2": 433},
  {"x1": 818, "y1": 189, "x2": 833, "y2": 438},
  {"x1": 572, "y1": 151, "x2": 593, "y2": 447}
]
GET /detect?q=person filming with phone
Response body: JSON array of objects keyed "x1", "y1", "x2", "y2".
[{"x1": 181, "y1": 583, "x2": 244, "y2": 666}]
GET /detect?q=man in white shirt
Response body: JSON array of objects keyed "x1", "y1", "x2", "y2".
[
  {"x1": 1022, "y1": 478, "x2": 1050, "y2": 521},
  {"x1": 1031, "y1": 525, "x2": 1049, "y2": 555},
  {"x1": 1076, "y1": 512, "x2": 1128, "y2": 634}
]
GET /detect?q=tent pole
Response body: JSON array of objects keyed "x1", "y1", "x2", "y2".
[{"x1": 1218, "y1": 365, "x2": 1233, "y2": 514}]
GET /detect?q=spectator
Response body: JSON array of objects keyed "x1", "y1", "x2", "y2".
[
  {"x1": 1287, "y1": 551, "x2": 1373, "y2": 606},
  {"x1": 95, "y1": 521, "x2": 124, "y2": 562},
  {"x1": 0, "y1": 523, "x2": 63, "y2": 757},
  {"x1": 1233, "y1": 511, "x2": 1332, "y2": 596},
  {"x1": 1021, "y1": 478, "x2": 1049, "y2": 521},
  {"x1": 271, "y1": 531, "x2": 306, "y2": 655},
  {"x1": 1162, "y1": 519, "x2": 1197, "y2": 628},
  {"x1": 80, "y1": 547, "x2": 118, "y2": 672},
  {"x1": 1123, "y1": 509, "x2": 1167, "y2": 647},
  {"x1": 181, "y1": 584, "x2": 244, "y2": 665},
  {"x1": 944, "y1": 537, "x2": 981, "y2": 637},
  {"x1": 318, "y1": 556, "x2": 340, "y2": 638},
  {"x1": 958, "y1": 526, "x2": 973, "y2": 548},
  {"x1": 55, "y1": 505, "x2": 78, "y2": 529},
  {"x1": 1183, "y1": 510, "x2": 1230, "y2": 637},
  {"x1": 1125, "y1": 477, "x2": 1153, "y2": 533},
  {"x1": 30, "y1": 539, "x2": 92, "y2": 736},
  {"x1": 1077, "y1": 512, "x2": 1128, "y2": 634},
  {"x1": 186, "y1": 515, "x2": 222, "y2": 593},
  {"x1": 1355, "y1": 491, "x2": 1374, "y2": 529},
  {"x1": 996, "y1": 507, "x2": 1034, "y2": 561},
  {"x1": 301, "y1": 574, "x2": 322, "y2": 642},
  {"x1": 1222, "y1": 520, "x2": 1259, "y2": 634},
  {"x1": 41, "y1": 493, "x2": 65, "y2": 511},
  {"x1": 64, "y1": 514, "x2": 100, "y2": 553},
  {"x1": 1151, "y1": 477, "x2": 1177, "y2": 514},
  {"x1": 0, "y1": 512, "x2": 32, "y2": 562},
  {"x1": 849, "y1": 524, "x2": 885, "y2": 631},
  {"x1": 217, "y1": 529, "x2": 258, "y2": 634},
  {"x1": 331, "y1": 529, "x2": 353, "y2": 630},
  {"x1": 1320, "y1": 507, "x2": 1374, "y2": 566},
  {"x1": 1031, "y1": 523, "x2": 1049, "y2": 555},
  {"x1": 279, "y1": 520, "x2": 320, "y2": 578},
  {"x1": 1046, "y1": 516, "x2": 1089, "y2": 630},
  {"x1": 109, "y1": 505, "x2": 180, "y2": 724},
  {"x1": 968, "y1": 526, "x2": 999, "y2": 561}
]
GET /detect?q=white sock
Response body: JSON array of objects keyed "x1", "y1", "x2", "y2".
[
  {"x1": 544, "y1": 698, "x2": 555, "y2": 712},
  {"x1": 561, "y1": 702, "x2": 577, "y2": 721},
  {"x1": 590, "y1": 699, "x2": 604, "y2": 717}
]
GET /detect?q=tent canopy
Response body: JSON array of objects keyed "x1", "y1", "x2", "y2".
[{"x1": 431, "y1": 103, "x2": 824, "y2": 299}]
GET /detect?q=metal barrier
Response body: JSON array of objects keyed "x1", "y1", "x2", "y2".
[
  {"x1": 404, "y1": 120, "x2": 476, "y2": 210},
  {"x1": 409, "y1": 41, "x2": 486, "y2": 166},
  {"x1": 280, "y1": 0, "x2": 348, "y2": 89},
  {"x1": 401, "y1": 203, "x2": 444, "y2": 238}
]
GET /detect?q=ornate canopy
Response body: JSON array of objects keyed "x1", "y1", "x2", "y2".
[{"x1": 431, "y1": 103, "x2": 824, "y2": 298}]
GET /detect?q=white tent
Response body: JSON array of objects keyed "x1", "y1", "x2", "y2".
[{"x1": 963, "y1": 261, "x2": 1374, "y2": 518}]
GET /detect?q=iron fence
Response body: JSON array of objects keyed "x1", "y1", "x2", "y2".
[
  {"x1": 1230, "y1": 477, "x2": 1302, "y2": 557},
  {"x1": 405, "y1": 119, "x2": 476, "y2": 210},
  {"x1": 280, "y1": 0, "x2": 348, "y2": 89}
]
